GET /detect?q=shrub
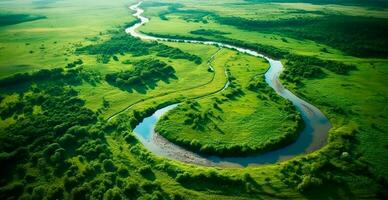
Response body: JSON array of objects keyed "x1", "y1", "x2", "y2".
[
  {"x1": 118, "y1": 167, "x2": 129, "y2": 177},
  {"x1": 103, "y1": 159, "x2": 116, "y2": 172},
  {"x1": 138, "y1": 165, "x2": 153, "y2": 176}
]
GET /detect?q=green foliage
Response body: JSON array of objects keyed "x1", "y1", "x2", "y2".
[
  {"x1": 280, "y1": 129, "x2": 374, "y2": 193},
  {"x1": 0, "y1": 67, "x2": 100, "y2": 90},
  {"x1": 76, "y1": 33, "x2": 148, "y2": 59},
  {"x1": 103, "y1": 187, "x2": 124, "y2": 200},
  {"x1": 175, "y1": 171, "x2": 260, "y2": 194},
  {"x1": 105, "y1": 59, "x2": 176, "y2": 92},
  {"x1": 245, "y1": 0, "x2": 388, "y2": 7},
  {"x1": 163, "y1": 8, "x2": 211, "y2": 23},
  {"x1": 0, "y1": 1, "x2": 386, "y2": 199},
  {"x1": 157, "y1": 91, "x2": 303, "y2": 156},
  {"x1": 138, "y1": 165, "x2": 153, "y2": 177},
  {"x1": 281, "y1": 54, "x2": 356, "y2": 83},
  {"x1": 103, "y1": 159, "x2": 116, "y2": 172},
  {"x1": 66, "y1": 59, "x2": 83, "y2": 68},
  {"x1": 0, "y1": 68, "x2": 114, "y2": 199},
  {"x1": 155, "y1": 43, "x2": 202, "y2": 64},
  {"x1": 144, "y1": 32, "x2": 288, "y2": 59},
  {"x1": 213, "y1": 14, "x2": 388, "y2": 57},
  {"x1": 223, "y1": 76, "x2": 245, "y2": 100},
  {"x1": 76, "y1": 32, "x2": 202, "y2": 64},
  {"x1": 124, "y1": 132, "x2": 137, "y2": 144},
  {"x1": 142, "y1": 2, "x2": 183, "y2": 20},
  {"x1": 190, "y1": 29, "x2": 230, "y2": 36},
  {"x1": 0, "y1": 14, "x2": 46, "y2": 26}
]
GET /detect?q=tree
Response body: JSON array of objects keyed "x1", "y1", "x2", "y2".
[
  {"x1": 47, "y1": 186, "x2": 64, "y2": 200},
  {"x1": 118, "y1": 167, "x2": 129, "y2": 177},
  {"x1": 103, "y1": 98, "x2": 110, "y2": 108},
  {"x1": 103, "y1": 159, "x2": 116, "y2": 172},
  {"x1": 103, "y1": 187, "x2": 124, "y2": 200},
  {"x1": 32, "y1": 186, "x2": 46, "y2": 200},
  {"x1": 71, "y1": 185, "x2": 90, "y2": 200}
]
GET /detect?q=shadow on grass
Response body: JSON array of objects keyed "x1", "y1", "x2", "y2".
[{"x1": 109, "y1": 74, "x2": 178, "y2": 94}]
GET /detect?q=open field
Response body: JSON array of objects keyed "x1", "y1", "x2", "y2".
[{"x1": 0, "y1": 0, "x2": 136, "y2": 77}]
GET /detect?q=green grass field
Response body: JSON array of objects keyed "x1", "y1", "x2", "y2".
[
  {"x1": 0, "y1": 0, "x2": 387, "y2": 199},
  {"x1": 0, "y1": 0, "x2": 136, "y2": 77}
]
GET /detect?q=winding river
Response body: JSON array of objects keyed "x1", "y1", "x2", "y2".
[{"x1": 122, "y1": 1, "x2": 331, "y2": 167}]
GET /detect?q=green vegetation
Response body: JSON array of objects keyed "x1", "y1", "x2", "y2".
[
  {"x1": 0, "y1": 14, "x2": 46, "y2": 27},
  {"x1": 0, "y1": 0, "x2": 387, "y2": 199},
  {"x1": 190, "y1": 29, "x2": 230, "y2": 36},
  {"x1": 105, "y1": 59, "x2": 176, "y2": 93},
  {"x1": 144, "y1": 31, "x2": 288, "y2": 59},
  {"x1": 214, "y1": 14, "x2": 388, "y2": 58},
  {"x1": 156, "y1": 54, "x2": 303, "y2": 156},
  {"x1": 147, "y1": 0, "x2": 388, "y2": 58},
  {"x1": 281, "y1": 54, "x2": 357, "y2": 83},
  {"x1": 246, "y1": 0, "x2": 388, "y2": 7},
  {"x1": 76, "y1": 32, "x2": 202, "y2": 64}
]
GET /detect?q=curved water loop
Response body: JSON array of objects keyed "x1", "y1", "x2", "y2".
[{"x1": 126, "y1": 2, "x2": 331, "y2": 167}]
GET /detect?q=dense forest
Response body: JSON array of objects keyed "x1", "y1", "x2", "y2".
[{"x1": 0, "y1": 68, "x2": 106, "y2": 199}]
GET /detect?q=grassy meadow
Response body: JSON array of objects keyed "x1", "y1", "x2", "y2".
[
  {"x1": 0, "y1": 0, "x2": 387, "y2": 199},
  {"x1": 0, "y1": 0, "x2": 136, "y2": 77},
  {"x1": 155, "y1": 53, "x2": 303, "y2": 156}
]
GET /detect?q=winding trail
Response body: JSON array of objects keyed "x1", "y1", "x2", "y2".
[{"x1": 122, "y1": 1, "x2": 331, "y2": 167}]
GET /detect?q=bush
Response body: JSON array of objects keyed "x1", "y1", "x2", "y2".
[
  {"x1": 138, "y1": 165, "x2": 152, "y2": 176},
  {"x1": 103, "y1": 159, "x2": 116, "y2": 172},
  {"x1": 118, "y1": 167, "x2": 129, "y2": 177},
  {"x1": 71, "y1": 185, "x2": 90, "y2": 200},
  {"x1": 103, "y1": 187, "x2": 124, "y2": 200},
  {"x1": 123, "y1": 182, "x2": 140, "y2": 199},
  {"x1": 46, "y1": 186, "x2": 64, "y2": 200},
  {"x1": 124, "y1": 133, "x2": 137, "y2": 144},
  {"x1": 64, "y1": 177, "x2": 79, "y2": 191}
]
